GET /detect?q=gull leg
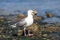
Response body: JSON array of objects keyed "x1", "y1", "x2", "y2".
[
  {"x1": 28, "y1": 30, "x2": 30, "y2": 35},
  {"x1": 24, "y1": 28, "x2": 26, "y2": 36}
]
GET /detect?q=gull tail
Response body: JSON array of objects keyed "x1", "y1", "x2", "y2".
[{"x1": 10, "y1": 23, "x2": 17, "y2": 28}]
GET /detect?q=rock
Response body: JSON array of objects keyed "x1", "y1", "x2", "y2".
[
  {"x1": 42, "y1": 34, "x2": 48, "y2": 37},
  {"x1": 17, "y1": 14, "x2": 26, "y2": 19},
  {"x1": 47, "y1": 39, "x2": 50, "y2": 40},
  {"x1": 0, "y1": 17, "x2": 4, "y2": 20},
  {"x1": 2, "y1": 35, "x2": 6, "y2": 38},
  {"x1": 45, "y1": 26, "x2": 60, "y2": 32},
  {"x1": 27, "y1": 23, "x2": 40, "y2": 32},
  {"x1": 43, "y1": 38, "x2": 47, "y2": 40},
  {"x1": 0, "y1": 35, "x2": 1, "y2": 38},
  {"x1": 27, "y1": 23, "x2": 41, "y2": 36},
  {"x1": 34, "y1": 16, "x2": 44, "y2": 21},
  {"x1": 12, "y1": 39, "x2": 17, "y2": 40},
  {"x1": 17, "y1": 30, "x2": 23, "y2": 36},
  {"x1": 46, "y1": 13, "x2": 54, "y2": 18}
]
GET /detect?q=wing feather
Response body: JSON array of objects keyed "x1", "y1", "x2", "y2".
[{"x1": 16, "y1": 18, "x2": 26, "y2": 26}]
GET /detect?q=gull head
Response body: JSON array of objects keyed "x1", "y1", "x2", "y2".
[{"x1": 28, "y1": 10, "x2": 37, "y2": 16}]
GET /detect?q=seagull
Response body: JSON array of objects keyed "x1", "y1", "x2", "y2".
[{"x1": 11, "y1": 10, "x2": 37, "y2": 36}]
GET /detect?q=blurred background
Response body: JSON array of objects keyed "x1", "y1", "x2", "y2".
[
  {"x1": 0, "y1": 0, "x2": 60, "y2": 23},
  {"x1": 0, "y1": 0, "x2": 60, "y2": 15}
]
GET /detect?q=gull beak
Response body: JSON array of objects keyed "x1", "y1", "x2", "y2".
[
  {"x1": 33, "y1": 10, "x2": 37, "y2": 16},
  {"x1": 34, "y1": 13, "x2": 37, "y2": 15}
]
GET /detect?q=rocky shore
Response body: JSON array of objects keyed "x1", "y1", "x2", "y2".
[{"x1": 0, "y1": 14, "x2": 60, "y2": 40}]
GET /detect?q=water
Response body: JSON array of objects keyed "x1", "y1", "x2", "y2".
[
  {"x1": 0, "y1": 0, "x2": 60, "y2": 23},
  {"x1": 43, "y1": 17, "x2": 60, "y2": 23}
]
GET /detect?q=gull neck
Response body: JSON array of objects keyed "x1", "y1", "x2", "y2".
[{"x1": 27, "y1": 13, "x2": 33, "y2": 18}]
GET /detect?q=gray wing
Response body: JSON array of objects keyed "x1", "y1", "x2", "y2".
[
  {"x1": 10, "y1": 18, "x2": 26, "y2": 28},
  {"x1": 16, "y1": 18, "x2": 26, "y2": 26}
]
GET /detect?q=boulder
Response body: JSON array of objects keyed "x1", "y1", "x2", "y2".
[
  {"x1": 27, "y1": 23, "x2": 41, "y2": 36},
  {"x1": 46, "y1": 13, "x2": 54, "y2": 18},
  {"x1": 17, "y1": 30, "x2": 23, "y2": 36}
]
